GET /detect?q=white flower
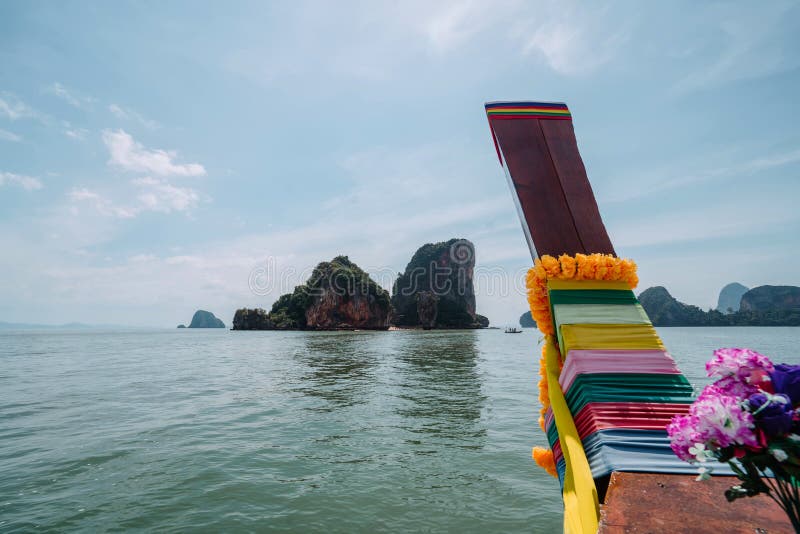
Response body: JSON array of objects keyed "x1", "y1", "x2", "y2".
[
  {"x1": 696, "y1": 466, "x2": 712, "y2": 481},
  {"x1": 689, "y1": 443, "x2": 713, "y2": 463},
  {"x1": 771, "y1": 448, "x2": 789, "y2": 462}
]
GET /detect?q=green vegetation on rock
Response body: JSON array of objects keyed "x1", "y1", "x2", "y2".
[
  {"x1": 740, "y1": 285, "x2": 800, "y2": 312},
  {"x1": 391, "y1": 238, "x2": 480, "y2": 328},
  {"x1": 233, "y1": 256, "x2": 390, "y2": 330},
  {"x1": 639, "y1": 286, "x2": 800, "y2": 326}
]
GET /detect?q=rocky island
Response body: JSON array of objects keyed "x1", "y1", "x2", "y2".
[
  {"x1": 519, "y1": 311, "x2": 536, "y2": 328},
  {"x1": 518, "y1": 282, "x2": 800, "y2": 327},
  {"x1": 232, "y1": 239, "x2": 489, "y2": 331},
  {"x1": 188, "y1": 310, "x2": 225, "y2": 328},
  {"x1": 233, "y1": 256, "x2": 391, "y2": 330},
  {"x1": 391, "y1": 238, "x2": 484, "y2": 329},
  {"x1": 716, "y1": 282, "x2": 749, "y2": 313},
  {"x1": 638, "y1": 285, "x2": 800, "y2": 326}
]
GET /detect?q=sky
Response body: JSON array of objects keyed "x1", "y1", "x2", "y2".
[{"x1": 1, "y1": 1, "x2": 799, "y2": 327}]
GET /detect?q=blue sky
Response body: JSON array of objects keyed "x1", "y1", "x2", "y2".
[{"x1": 1, "y1": 1, "x2": 799, "y2": 327}]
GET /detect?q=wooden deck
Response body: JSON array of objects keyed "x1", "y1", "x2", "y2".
[{"x1": 599, "y1": 471, "x2": 793, "y2": 533}]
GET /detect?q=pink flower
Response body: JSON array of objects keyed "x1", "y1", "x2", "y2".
[
  {"x1": 691, "y1": 390, "x2": 759, "y2": 449},
  {"x1": 713, "y1": 375, "x2": 760, "y2": 399},
  {"x1": 667, "y1": 413, "x2": 705, "y2": 461},
  {"x1": 706, "y1": 348, "x2": 774, "y2": 382}
]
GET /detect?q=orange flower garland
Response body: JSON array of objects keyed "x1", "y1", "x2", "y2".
[
  {"x1": 527, "y1": 253, "x2": 638, "y2": 336},
  {"x1": 527, "y1": 253, "x2": 638, "y2": 476},
  {"x1": 532, "y1": 446, "x2": 558, "y2": 478}
]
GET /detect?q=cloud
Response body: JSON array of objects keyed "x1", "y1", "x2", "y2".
[
  {"x1": 45, "y1": 82, "x2": 91, "y2": 108},
  {"x1": 0, "y1": 128, "x2": 21, "y2": 142},
  {"x1": 516, "y1": 3, "x2": 631, "y2": 76},
  {"x1": 69, "y1": 177, "x2": 200, "y2": 218},
  {"x1": 102, "y1": 129, "x2": 206, "y2": 177},
  {"x1": 69, "y1": 188, "x2": 138, "y2": 218},
  {"x1": 64, "y1": 123, "x2": 89, "y2": 140},
  {"x1": 108, "y1": 104, "x2": 160, "y2": 130},
  {"x1": 132, "y1": 177, "x2": 200, "y2": 213},
  {"x1": 0, "y1": 92, "x2": 41, "y2": 121},
  {"x1": 603, "y1": 147, "x2": 800, "y2": 204},
  {"x1": 671, "y1": 3, "x2": 800, "y2": 93},
  {"x1": 0, "y1": 171, "x2": 43, "y2": 191},
  {"x1": 421, "y1": 1, "x2": 504, "y2": 53}
]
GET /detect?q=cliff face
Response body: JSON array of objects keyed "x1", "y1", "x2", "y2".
[
  {"x1": 188, "y1": 310, "x2": 225, "y2": 328},
  {"x1": 233, "y1": 256, "x2": 390, "y2": 330},
  {"x1": 391, "y1": 238, "x2": 479, "y2": 328},
  {"x1": 638, "y1": 287, "x2": 708, "y2": 326},
  {"x1": 303, "y1": 257, "x2": 391, "y2": 329},
  {"x1": 717, "y1": 282, "x2": 749, "y2": 313},
  {"x1": 740, "y1": 285, "x2": 800, "y2": 312}
]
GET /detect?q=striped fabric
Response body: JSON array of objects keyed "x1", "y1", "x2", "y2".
[
  {"x1": 485, "y1": 101, "x2": 571, "y2": 120},
  {"x1": 542, "y1": 279, "x2": 731, "y2": 485}
]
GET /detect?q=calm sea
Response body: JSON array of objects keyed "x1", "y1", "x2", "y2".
[{"x1": 1, "y1": 327, "x2": 798, "y2": 532}]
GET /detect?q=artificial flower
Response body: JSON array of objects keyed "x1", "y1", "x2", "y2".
[
  {"x1": 771, "y1": 363, "x2": 800, "y2": 406},
  {"x1": 706, "y1": 348, "x2": 774, "y2": 382},
  {"x1": 770, "y1": 447, "x2": 789, "y2": 462},
  {"x1": 748, "y1": 392, "x2": 794, "y2": 437},
  {"x1": 691, "y1": 390, "x2": 759, "y2": 449},
  {"x1": 696, "y1": 466, "x2": 712, "y2": 481}
]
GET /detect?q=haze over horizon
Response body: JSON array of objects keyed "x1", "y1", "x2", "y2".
[{"x1": 1, "y1": 1, "x2": 799, "y2": 327}]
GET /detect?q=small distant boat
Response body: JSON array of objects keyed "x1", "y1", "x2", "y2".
[{"x1": 504, "y1": 327, "x2": 522, "y2": 333}]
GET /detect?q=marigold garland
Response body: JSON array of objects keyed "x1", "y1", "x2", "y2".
[
  {"x1": 532, "y1": 446, "x2": 558, "y2": 478},
  {"x1": 528, "y1": 253, "x2": 638, "y2": 475},
  {"x1": 526, "y1": 253, "x2": 638, "y2": 336}
]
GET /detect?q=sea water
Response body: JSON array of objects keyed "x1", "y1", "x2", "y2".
[{"x1": 1, "y1": 327, "x2": 797, "y2": 532}]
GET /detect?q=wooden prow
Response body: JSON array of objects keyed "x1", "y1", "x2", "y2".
[
  {"x1": 486, "y1": 100, "x2": 792, "y2": 532},
  {"x1": 486, "y1": 101, "x2": 614, "y2": 258}
]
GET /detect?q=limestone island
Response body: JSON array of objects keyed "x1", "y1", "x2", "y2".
[
  {"x1": 234, "y1": 256, "x2": 391, "y2": 330},
  {"x1": 233, "y1": 238, "x2": 489, "y2": 331},
  {"x1": 188, "y1": 310, "x2": 225, "y2": 328},
  {"x1": 520, "y1": 283, "x2": 800, "y2": 328},
  {"x1": 391, "y1": 238, "x2": 487, "y2": 329}
]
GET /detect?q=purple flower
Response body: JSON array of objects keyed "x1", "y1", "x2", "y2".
[
  {"x1": 770, "y1": 363, "x2": 800, "y2": 406},
  {"x1": 748, "y1": 392, "x2": 794, "y2": 437}
]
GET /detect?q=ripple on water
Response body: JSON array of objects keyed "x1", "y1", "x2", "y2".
[{"x1": 4, "y1": 327, "x2": 789, "y2": 531}]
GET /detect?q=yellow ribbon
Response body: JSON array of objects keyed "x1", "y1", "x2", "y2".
[{"x1": 544, "y1": 335, "x2": 599, "y2": 533}]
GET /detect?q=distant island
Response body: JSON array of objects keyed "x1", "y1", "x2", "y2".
[
  {"x1": 233, "y1": 239, "x2": 488, "y2": 331},
  {"x1": 519, "y1": 283, "x2": 800, "y2": 328},
  {"x1": 519, "y1": 311, "x2": 536, "y2": 328},
  {"x1": 186, "y1": 310, "x2": 225, "y2": 328},
  {"x1": 639, "y1": 285, "x2": 800, "y2": 326},
  {"x1": 716, "y1": 282, "x2": 749, "y2": 313}
]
